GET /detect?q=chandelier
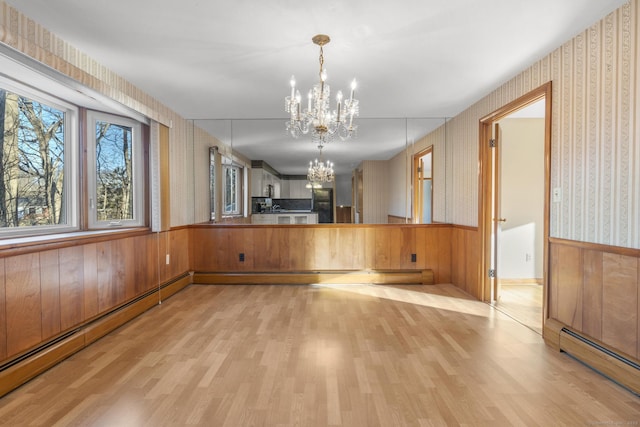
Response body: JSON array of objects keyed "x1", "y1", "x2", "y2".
[
  {"x1": 307, "y1": 146, "x2": 335, "y2": 184},
  {"x1": 285, "y1": 34, "x2": 359, "y2": 144}
]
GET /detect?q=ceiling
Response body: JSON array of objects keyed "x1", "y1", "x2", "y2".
[{"x1": 5, "y1": 0, "x2": 627, "y2": 175}]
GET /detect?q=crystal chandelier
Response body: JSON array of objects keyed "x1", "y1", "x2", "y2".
[
  {"x1": 285, "y1": 34, "x2": 359, "y2": 144},
  {"x1": 307, "y1": 146, "x2": 335, "y2": 184}
]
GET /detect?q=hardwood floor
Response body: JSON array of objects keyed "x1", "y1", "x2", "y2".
[
  {"x1": 494, "y1": 284, "x2": 543, "y2": 335},
  {"x1": 0, "y1": 283, "x2": 638, "y2": 426}
]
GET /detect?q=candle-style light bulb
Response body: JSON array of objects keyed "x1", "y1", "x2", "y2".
[
  {"x1": 290, "y1": 76, "x2": 296, "y2": 99},
  {"x1": 349, "y1": 79, "x2": 357, "y2": 101},
  {"x1": 336, "y1": 90, "x2": 343, "y2": 121}
]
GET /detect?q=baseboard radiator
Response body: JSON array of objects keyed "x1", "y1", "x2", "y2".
[
  {"x1": 554, "y1": 324, "x2": 640, "y2": 396},
  {"x1": 0, "y1": 272, "x2": 192, "y2": 398},
  {"x1": 193, "y1": 269, "x2": 434, "y2": 286}
]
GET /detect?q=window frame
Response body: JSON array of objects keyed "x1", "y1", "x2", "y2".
[
  {"x1": 0, "y1": 75, "x2": 79, "y2": 238},
  {"x1": 222, "y1": 162, "x2": 243, "y2": 216},
  {"x1": 86, "y1": 110, "x2": 145, "y2": 229}
]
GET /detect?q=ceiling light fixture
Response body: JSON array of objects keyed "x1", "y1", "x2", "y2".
[
  {"x1": 307, "y1": 145, "x2": 335, "y2": 185},
  {"x1": 285, "y1": 34, "x2": 359, "y2": 145}
]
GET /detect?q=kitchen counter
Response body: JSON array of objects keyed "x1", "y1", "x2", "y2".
[
  {"x1": 252, "y1": 212, "x2": 317, "y2": 224},
  {"x1": 255, "y1": 210, "x2": 313, "y2": 214}
]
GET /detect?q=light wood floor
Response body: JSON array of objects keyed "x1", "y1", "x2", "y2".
[
  {"x1": 1, "y1": 284, "x2": 638, "y2": 426},
  {"x1": 494, "y1": 284, "x2": 543, "y2": 335}
]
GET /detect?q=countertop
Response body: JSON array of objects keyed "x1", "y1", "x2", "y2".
[{"x1": 253, "y1": 210, "x2": 314, "y2": 214}]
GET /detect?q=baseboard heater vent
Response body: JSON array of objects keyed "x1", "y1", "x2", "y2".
[{"x1": 559, "y1": 327, "x2": 640, "y2": 396}]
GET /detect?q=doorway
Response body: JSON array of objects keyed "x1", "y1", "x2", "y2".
[
  {"x1": 480, "y1": 83, "x2": 551, "y2": 333},
  {"x1": 413, "y1": 147, "x2": 433, "y2": 224}
]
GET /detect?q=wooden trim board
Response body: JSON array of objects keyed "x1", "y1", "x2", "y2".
[{"x1": 193, "y1": 270, "x2": 435, "y2": 286}]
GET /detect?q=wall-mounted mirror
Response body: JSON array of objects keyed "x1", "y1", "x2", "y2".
[{"x1": 195, "y1": 117, "x2": 448, "y2": 224}]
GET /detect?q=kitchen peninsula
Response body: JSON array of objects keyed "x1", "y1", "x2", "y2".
[
  {"x1": 251, "y1": 197, "x2": 318, "y2": 224},
  {"x1": 251, "y1": 211, "x2": 318, "y2": 224}
]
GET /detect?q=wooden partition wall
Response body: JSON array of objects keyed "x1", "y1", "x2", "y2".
[{"x1": 191, "y1": 224, "x2": 453, "y2": 284}]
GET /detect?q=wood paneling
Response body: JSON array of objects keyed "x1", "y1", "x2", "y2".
[
  {"x1": 97, "y1": 241, "x2": 117, "y2": 313},
  {"x1": 555, "y1": 244, "x2": 583, "y2": 329},
  {"x1": 83, "y1": 243, "x2": 99, "y2": 320},
  {"x1": 191, "y1": 225, "x2": 453, "y2": 280},
  {"x1": 582, "y1": 250, "x2": 603, "y2": 339},
  {"x1": 169, "y1": 228, "x2": 190, "y2": 279},
  {"x1": 117, "y1": 237, "x2": 136, "y2": 301},
  {"x1": 59, "y1": 246, "x2": 85, "y2": 331},
  {"x1": 448, "y1": 226, "x2": 481, "y2": 298},
  {"x1": 5, "y1": 253, "x2": 41, "y2": 357},
  {"x1": 39, "y1": 250, "x2": 61, "y2": 339},
  {"x1": 602, "y1": 253, "x2": 638, "y2": 357},
  {"x1": 549, "y1": 239, "x2": 640, "y2": 361},
  {"x1": 0, "y1": 259, "x2": 5, "y2": 360}
]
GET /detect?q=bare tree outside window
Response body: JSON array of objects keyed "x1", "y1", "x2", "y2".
[
  {"x1": 95, "y1": 121, "x2": 133, "y2": 221},
  {"x1": 0, "y1": 88, "x2": 65, "y2": 228}
]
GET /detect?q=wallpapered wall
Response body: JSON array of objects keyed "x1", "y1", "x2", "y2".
[
  {"x1": 2, "y1": 1, "x2": 638, "y2": 247},
  {"x1": 392, "y1": 0, "x2": 639, "y2": 249}
]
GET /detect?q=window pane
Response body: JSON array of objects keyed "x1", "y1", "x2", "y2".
[
  {"x1": 0, "y1": 88, "x2": 66, "y2": 228},
  {"x1": 224, "y1": 166, "x2": 235, "y2": 214},
  {"x1": 95, "y1": 121, "x2": 133, "y2": 221}
]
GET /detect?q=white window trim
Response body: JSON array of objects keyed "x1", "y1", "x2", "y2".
[
  {"x1": 86, "y1": 110, "x2": 144, "y2": 229},
  {"x1": 0, "y1": 75, "x2": 79, "y2": 238}
]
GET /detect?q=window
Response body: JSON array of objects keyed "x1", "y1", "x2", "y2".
[
  {"x1": 87, "y1": 111, "x2": 144, "y2": 228},
  {"x1": 0, "y1": 79, "x2": 78, "y2": 236},
  {"x1": 223, "y1": 164, "x2": 242, "y2": 215}
]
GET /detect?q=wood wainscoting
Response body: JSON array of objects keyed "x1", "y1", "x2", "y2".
[
  {"x1": 0, "y1": 228, "x2": 192, "y2": 397},
  {"x1": 450, "y1": 225, "x2": 482, "y2": 299},
  {"x1": 190, "y1": 224, "x2": 452, "y2": 285},
  {"x1": 544, "y1": 238, "x2": 640, "y2": 394}
]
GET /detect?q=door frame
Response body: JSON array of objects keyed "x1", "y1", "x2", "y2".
[{"x1": 478, "y1": 82, "x2": 552, "y2": 323}]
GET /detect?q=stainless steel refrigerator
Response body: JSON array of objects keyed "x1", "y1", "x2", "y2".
[{"x1": 312, "y1": 188, "x2": 333, "y2": 223}]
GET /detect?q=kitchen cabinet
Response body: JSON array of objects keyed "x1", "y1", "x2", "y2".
[
  {"x1": 289, "y1": 180, "x2": 311, "y2": 199},
  {"x1": 251, "y1": 169, "x2": 264, "y2": 197},
  {"x1": 280, "y1": 180, "x2": 290, "y2": 198},
  {"x1": 251, "y1": 168, "x2": 281, "y2": 198}
]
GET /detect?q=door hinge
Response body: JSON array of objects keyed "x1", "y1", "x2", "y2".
[
  {"x1": 489, "y1": 139, "x2": 496, "y2": 148},
  {"x1": 488, "y1": 269, "x2": 496, "y2": 278}
]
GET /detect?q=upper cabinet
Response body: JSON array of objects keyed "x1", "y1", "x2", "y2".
[
  {"x1": 289, "y1": 180, "x2": 312, "y2": 199},
  {"x1": 251, "y1": 166, "x2": 281, "y2": 198}
]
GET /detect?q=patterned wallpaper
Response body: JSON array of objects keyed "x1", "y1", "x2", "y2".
[
  {"x1": 412, "y1": 0, "x2": 639, "y2": 249},
  {"x1": 361, "y1": 160, "x2": 389, "y2": 224}
]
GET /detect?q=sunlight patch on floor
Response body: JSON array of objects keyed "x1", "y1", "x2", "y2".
[{"x1": 310, "y1": 283, "x2": 496, "y2": 318}]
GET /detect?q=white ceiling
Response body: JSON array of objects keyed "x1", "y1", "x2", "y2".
[{"x1": 5, "y1": 0, "x2": 627, "y2": 175}]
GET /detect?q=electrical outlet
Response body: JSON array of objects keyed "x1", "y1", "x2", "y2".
[
  {"x1": 525, "y1": 253, "x2": 532, "y2": 262},
  {"x1": 239, "y1": 253, "x2": 245, "y2": 262},
  {"x1": 165, "y1": 254, "x2": 170, "y2": 265},
  {"x1": 552, "y1": 187, "x2": 562, "y2": 203},
  {"x1": 411, "y1": 253, "x2": 417, "y2": 263}
]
